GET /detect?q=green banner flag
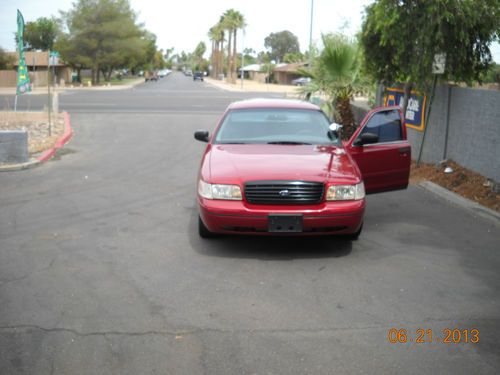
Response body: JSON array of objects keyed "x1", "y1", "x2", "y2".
[{"x1": 16, "y1": 9, "x2": 31, "y2": 95}]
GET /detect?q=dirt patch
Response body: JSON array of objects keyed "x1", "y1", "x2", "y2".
[
  {"x1": 411, "y1": 160, "x2": 499, "y2": 212},
  {"x1": 0, "y1": 111, "x2": 64, "y2": 155}
]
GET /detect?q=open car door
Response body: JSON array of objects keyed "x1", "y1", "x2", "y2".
[{"x1": 345, "y1": 106, "x2": 411, "y2": 194}]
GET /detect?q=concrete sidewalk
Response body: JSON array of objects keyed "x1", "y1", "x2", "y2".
[
  {"x1": 0, "y1": 78, "x2": 144, "y2": 95},
  {"x1": 204, "y1": 77, "x2": 302, "y2": 97}
]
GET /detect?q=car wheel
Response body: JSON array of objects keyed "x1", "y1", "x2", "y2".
[
  {"x1": 199, "y1": 216, "x2": 217, "y2": 238},
  {"x1": 345, "y1": 223, "x2": 363, "y2": 241}
]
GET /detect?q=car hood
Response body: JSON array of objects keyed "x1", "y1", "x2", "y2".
[{"x1": 205, "y1": 144, "x2": 360, "y2": 184}]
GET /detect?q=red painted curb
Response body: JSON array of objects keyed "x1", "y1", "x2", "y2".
[{"x1": 37, "y1": 112, "x2": 73, "y2": 163}]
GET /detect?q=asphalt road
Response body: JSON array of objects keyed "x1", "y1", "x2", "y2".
[{"x1": 1, "y1": 73, "x2": 499, "y2": 374}]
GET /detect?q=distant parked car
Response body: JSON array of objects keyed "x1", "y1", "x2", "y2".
[
  {"x1": 184, "y1": 70, "x2": 193, "y2": 76},
  {"x1": 144, "y1": 71, "x2": 158, "y2": 82},
  {"x1": 291, "y1": 77, "x2": 312, "y2": 86},
  {"x1": 193, "y1": 71, "x2": 204, "y2": 81}
]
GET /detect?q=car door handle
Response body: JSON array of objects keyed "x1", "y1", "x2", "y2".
[{"x1": 398, "y1": 147, "x2": 411, "y2": 154}]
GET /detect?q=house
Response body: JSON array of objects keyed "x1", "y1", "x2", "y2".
[
  {"x1": 273, "y1": 62, "x2": 309, "y2": 85},
  {"x1": 10, "y1": 51, "x2": 72, "y2": 87},
  {"x1": 240, "y1": 64, "x2": 267, "y2": 83}
]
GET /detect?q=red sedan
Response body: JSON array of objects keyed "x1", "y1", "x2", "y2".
[{"x1": 194, "y1": 99, "x2": 410, "y2": 238}]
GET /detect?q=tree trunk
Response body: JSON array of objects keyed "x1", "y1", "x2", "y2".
[
  {"x1": 231, "y1": 29, "x2": 237, "y2": 83},
  {"x1": 219, "y1": 39, "x2": 224, "y2": 78},
  {"x1": 401, "y1": 81, "x2": 413, "y2": 120},
  {"x1": 227, "y1": 30, "x2": 232, "y2": 80},
  {"x1": 336, "y1": 97, "x2": 356, "y2": 140},
  {"x1": 105, "y1": 68, "x2": 113, "y2": 82},
  {"x1": 94, "y1": 62, "x2": 100, "y2": 85},
  {"x1": 211, "y1": 41, "x2": 216, "y2": 78}
]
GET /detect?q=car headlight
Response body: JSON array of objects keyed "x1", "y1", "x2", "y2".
[
  {"x1": 326, "y1": 182, "x2": 365, "y2": 201},
  {"x1": 198, "y1": 180, "x2": 242, "y2": 200}
]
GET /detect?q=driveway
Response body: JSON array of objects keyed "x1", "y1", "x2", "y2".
[{"x1": 1, "y1": 73, "x2": 499, "y2": 374}]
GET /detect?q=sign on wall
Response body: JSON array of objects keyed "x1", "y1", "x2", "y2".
[{"x1": 384, "y1": 88, "x2": 426, "y2": 131}]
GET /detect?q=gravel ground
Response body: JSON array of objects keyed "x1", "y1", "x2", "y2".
[
  {"x1": 0, "y1": 111, "x2": 64, "y2": 154},
  {"x1": 411, "y1": 160, "x2": 500, "y2": 211}
]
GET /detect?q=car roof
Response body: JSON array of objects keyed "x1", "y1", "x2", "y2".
[{"x1": 228, "y1": 98, "x2": 320, "y2": 111}]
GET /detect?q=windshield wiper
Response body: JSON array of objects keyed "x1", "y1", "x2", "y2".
[{"x1": 267, "y1": 141, "x2": 312, "y2": 145}]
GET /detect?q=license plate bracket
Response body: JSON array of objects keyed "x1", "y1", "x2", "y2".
[{"x1": 268, "y1": 214, "x2": 303, "y2": 233}]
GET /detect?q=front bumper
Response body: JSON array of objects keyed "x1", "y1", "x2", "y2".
[{"x1": 198, "y1": 197, "x2": 365, "y2": 235}]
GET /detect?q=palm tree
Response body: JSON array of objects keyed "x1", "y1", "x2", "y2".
[
  {"x1": 208, "y1": 20, "x2": 225, "y2": 79},
  {"x1": 222, "y1": 9, "x2": 245, "y2": 83},
  {"x1": 208, "y1": 25, "x2": 219, "y2": 78},
  {"x1": 301, "y1": 34, "x2": 364, "y2": 139},
  {"x1": 231, "y1": 11, "x2": 245, "y2": 82}
]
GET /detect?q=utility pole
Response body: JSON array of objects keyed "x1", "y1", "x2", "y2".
[
  {"x1": 241, "y1": 28, "x2": 245, "y2": 89},
  {"x1": 47, "y1": 51, "x2": 51, "y2": 136},
  {"x1": 309, "y1": 0, "x2": 314, "y2": 67}
]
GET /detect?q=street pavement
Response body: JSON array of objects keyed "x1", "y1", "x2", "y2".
[{"x1": 1, "y1": 72, "x2": 499, "y2": 374}]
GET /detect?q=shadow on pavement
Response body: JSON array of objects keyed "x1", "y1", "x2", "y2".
[{"x1": 188, "y1": 208, "x2": 353, "y2": 260}]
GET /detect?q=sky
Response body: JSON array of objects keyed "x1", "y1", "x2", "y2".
[{"x1": 1, "y1": 0, "x2": 499, "y2": 62}]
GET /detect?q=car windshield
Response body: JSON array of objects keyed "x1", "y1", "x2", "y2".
[{"x1": 214, "y1": 108, "x2": 340, "y2": 145}]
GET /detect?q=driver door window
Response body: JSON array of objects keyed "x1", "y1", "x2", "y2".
[{"x1": 357, "y1": 109, "x2": 403, "y2": 144}]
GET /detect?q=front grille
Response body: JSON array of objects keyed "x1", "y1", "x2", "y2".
[{"x1": 244, "y1": 181, "x2": 324, "y2": 205}]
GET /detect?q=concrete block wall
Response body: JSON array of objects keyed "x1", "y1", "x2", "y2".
[
  {"x1": 376, "y1": 85, "x2": 500, "y2": 181},
  {"x1": 0, "y1": 131, "x2": 28, "y2": 163},
  {"x1": 446, "y1": 87, "x2": 500, "y2": 181}
]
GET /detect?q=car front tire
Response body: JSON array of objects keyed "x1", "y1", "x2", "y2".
[
  {"x1": 345, "y1": 222, "x2": 363, "y2": 241},
  {"x1": 199, "y1": 216, "x2": 217, "y2": 238}
]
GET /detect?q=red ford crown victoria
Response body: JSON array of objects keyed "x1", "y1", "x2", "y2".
[{"x1": 194, "y1": 99, "x2": 410, "y2": 238}]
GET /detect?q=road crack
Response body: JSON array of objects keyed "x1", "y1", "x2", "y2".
[{"x1": 1, "y1": 317, "x2": 498, "y2": 338}]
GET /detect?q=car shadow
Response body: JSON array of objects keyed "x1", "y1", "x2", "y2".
[{"x1": 188, "y1": 208, "x2": 352, "y2": 260}]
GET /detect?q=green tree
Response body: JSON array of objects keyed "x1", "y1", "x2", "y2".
[
  {"x1": 283, "y1": 51, "x2": 304, "y2": 63},
  {"x1": 361, "y1": 0, "x2": 500, "y2": 111},
  {"x1": 483, "y1": 62, "x2": 500, "y2": 84},
  {"x1": 208, "y1": 22, "x2": 225, "y2": 78},
  {"x1": 57, "y1": 0, "x2": 149, "y2": 84},
  {"x1": 193, "y1": 41, "x2": 207, "y2": 71},
  {"x1": 175, "y1": 50, "x2": 193, "y2": 71},
  {"x1": 153, "y1": 50, "x2": 165, "y2": 70},
  {"x1": 240, "y1": 48, "x2": 256, "y2": 65},
  {"x1": 0, "y1": 47, "x2": 15, "y2": 69},
  {"x1": 23, "y1": 17, "x2": 60, "y2": 51},
  {"x1": 264, "y1": 30, "x2": 300, "y2": 63},
  {"x1": 300, "y1": 34, "x2": 364, "y2": 139},
  {"x1": 222, "y1": 9, "x2": 245, "y2": 82}
]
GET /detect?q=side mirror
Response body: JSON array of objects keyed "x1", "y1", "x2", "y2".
[
  {"x1": 328, "y1": 123, "x2": 342, "y2": 140},
  {"x1": 354, "y1": 132, "x2": 379, "y2": 146},
  {"x1": 329, "y1": 123, "x2": 343, "y2": 133},
  {"x1": 194, "y1": 130, "x2": 209, "y2": 142}
]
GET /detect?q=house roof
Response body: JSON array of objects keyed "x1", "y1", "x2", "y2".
[
  {"x1": 240, "y1": 64, "x2": 262, "y2": 72},
  {"x1": 9, "y1": 51, "x2": 66, "y2": 67},
  {"x1": 273, "y1": 62, "x2": 309, "y2": 73}
]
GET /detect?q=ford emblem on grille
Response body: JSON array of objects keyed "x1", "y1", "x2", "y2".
[{"x1": 278, "y1": 190, "x2": 290, "y2": 197}]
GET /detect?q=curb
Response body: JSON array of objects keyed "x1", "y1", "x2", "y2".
[
  {"x1": 0, "y1": 112, "x2": 73, "y2": 172},
  {"x1": 419, "y1": 181, "x2": 500, "y2": 226},
  {"x1": 0, "y1": 158, "x2": 40, "y2": 171},
  {"x1": 37, "y1": 112, "x2": 73, "y2": 163},
  {"x1": 203, "y1": 78, "x2": 243, "y2": 92}
]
